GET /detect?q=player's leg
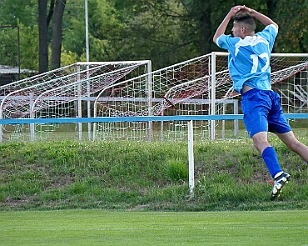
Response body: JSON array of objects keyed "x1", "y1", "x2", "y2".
[
  {"x1": 241, "y1": 90, "x2": 290, "y2": 199},
  {"x1": 251, "y1": 131, "x2": 290, "y2": 200},
  {"x1": 263, "y1": 91, "x2": 295, "y2": 200},
  {"x1": 276, "y1": 131, "x2": 308, "y2": 162},
  {"x1": 241, "y1": 90, "x2": 284, "y2": 178},
  {"x1": 252, "y1": 131, "x2": 283, "y2": 178},
  {"x1": 267, "y1": 90, "x2": 308, "y2": 163}
]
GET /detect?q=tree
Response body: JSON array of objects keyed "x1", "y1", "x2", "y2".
[
  {"x1": 51, "y1": 0, "x2": 66, "y2": 69},
  {"x1": 38, "y1": 0, "x2": 66, "y2": 73},
  {"x1": 63, "y1": 0, "x2": 125, "y2": 62},
  {"x1": 0, "y1": 0, "x2": 37, "y2": 26},
  {"x1": 38, "y1": 0, "x2": 48, "y2": 73},
  {"x1": 179, "y1": 0, "x2": 213, "y2": 55},
  {"x1": 1, "y1": 0, "x2": 307, "y2": 72},
  {"x1": 113, "y1": 0, "x2": 198, "y2": 69},
  {"x1": 275, "y1": 0, "x2": 308, "y2": 52}
]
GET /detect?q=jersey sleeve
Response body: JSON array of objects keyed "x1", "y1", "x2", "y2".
[
  {"x1": 216, "y1": 34, "x2": 240, "y2": 55},
  {"x1": 216, "y1": 34, "x2": 232, "y2": 50},
  {"x1": 256, "y1": 24, "x2": 278, "y2": 50}
]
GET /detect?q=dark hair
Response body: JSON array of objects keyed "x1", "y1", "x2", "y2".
[{"x1": 233, "y1": 11, "x2": 256, "y2": 32}]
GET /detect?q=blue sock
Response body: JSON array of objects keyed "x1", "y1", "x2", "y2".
[{"x1": 261, "y1": 146, "x2": 282, "y2": 178}]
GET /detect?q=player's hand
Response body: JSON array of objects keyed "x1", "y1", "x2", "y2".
[
  {"x1": 229, "y1": 5, "x2": 245, "y2": 17},
  {"x1": 242, "y1": 5, "x2": 254, "y2": 14}
]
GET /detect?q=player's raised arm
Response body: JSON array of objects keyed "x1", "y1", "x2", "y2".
[
  {"x1": 212, "y1": 5, "x2": 244, "y2": 43},
  {"x1": 242, "y1": 6, "x2": 278, "y2": 29}
]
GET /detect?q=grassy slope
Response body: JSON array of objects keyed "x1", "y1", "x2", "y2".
[{"x1": 0, "y1": 138, "x2": 307, "y2": 211}]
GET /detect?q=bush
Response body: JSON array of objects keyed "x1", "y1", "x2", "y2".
[{"x1": 164, "y1": 159, "x2": 188, "y2": 182}]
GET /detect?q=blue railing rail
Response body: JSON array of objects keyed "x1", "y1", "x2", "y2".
[{"x1": 0, "y1": 113, "x2": 307, "y2": 125}]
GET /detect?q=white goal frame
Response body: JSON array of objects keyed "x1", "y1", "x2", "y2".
[{"x1": 92, "y1": 52, "x2": 308, "y2": 141}]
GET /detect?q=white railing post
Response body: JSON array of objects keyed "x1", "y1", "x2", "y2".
[
  {"x1": 187, "y1": 120, "x2": 194, "y2": 197},
  {"x1": 76, "y1": 64, "x2": 83, "y2": 140},
  {"x1": 222, "y1": 98, "x2": 226, "y2": 139},
  {"x1": 234, "y1": 99, "x2": 239, "y2": 136},
  {"x1": 29, "y1": 93, "x2": 35, "y2": 141},
  {"x1": 92, "y1": 100, "x2": 98, "y2": 141},
  {"x1": 0, "y1": 107, "x2": 3, "y2": 143},
  {"x1": 146, "y1": 60, "x2": 153, "y2": 141},
  {"x1": 210, "y1": 52, "x2": 217, "y2": 140}
]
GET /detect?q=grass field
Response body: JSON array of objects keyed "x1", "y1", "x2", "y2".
[
  {"x1": 1, "y1": 133, "x2": 308, "y2": 245},
  {"x1": 1, "y1": 209, "x2": 308, "y2": 246}
]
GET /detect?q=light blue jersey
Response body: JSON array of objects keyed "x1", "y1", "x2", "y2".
[{"x1": 216, "y1": 24, "x2": 278, "y2": 93}]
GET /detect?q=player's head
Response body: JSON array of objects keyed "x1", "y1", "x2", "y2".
[{"x1": 232, "y1": 10, "x2": 256, "y2": 38}]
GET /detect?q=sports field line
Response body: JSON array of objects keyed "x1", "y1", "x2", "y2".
[{"x1": 0, "y1": 210, "x2": 308, "y2": 246}]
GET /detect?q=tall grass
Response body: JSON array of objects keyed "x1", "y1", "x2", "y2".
[{"x1": 0, "y1": 136, "x2": 307, "y2": 211}]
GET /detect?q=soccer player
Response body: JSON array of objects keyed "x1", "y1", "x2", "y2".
[{"x1": 213, "y1": 5, "x2": 308, "y2": 200}]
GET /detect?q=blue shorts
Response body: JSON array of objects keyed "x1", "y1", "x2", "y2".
[{"x1": 241, "y1": 89, "x2": 292, "y2": 138}]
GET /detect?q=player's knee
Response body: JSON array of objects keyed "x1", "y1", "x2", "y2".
[
  {"x1": 252, "y1": 133, "x2": 269, "y2": 152},
  {"x1": 252, "y1": 139, "x2": 269, "y2": 153}
]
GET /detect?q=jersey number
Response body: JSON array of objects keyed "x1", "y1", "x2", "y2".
[{"x1": 250, "y1": 53, "x2": 269, "y2": 73}]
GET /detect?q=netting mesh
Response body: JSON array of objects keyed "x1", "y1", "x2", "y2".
[
  {"x1": 94, "y1": 53, "x2": 308, "y2": 141},
  {"x1": 0, "y1": 64, "x2": 75, "y2": 96},
  {"x1": 0, "y1": 61, "x2": 150, "y2": 141},
  {"x1": 0, "y1": 53, "x2": 307, "y2": 142}
]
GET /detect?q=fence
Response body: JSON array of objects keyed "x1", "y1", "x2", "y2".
[{"x1": 0, "y1": 52, "x2": 307, "y2": 142}]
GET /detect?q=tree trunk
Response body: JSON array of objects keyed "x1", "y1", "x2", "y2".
[
  {"x1": 51, "y1": 0, "x2": 66, "y2": 69},
  {"x1": 38, "y1": 0, "x2": 49, "y2": 73},
  {"x1": 199, "y1": 8, "x2": 211, "y2": 55},
  {"x1": 267, "y1": 0, "x2": 275, "y2": 19}
]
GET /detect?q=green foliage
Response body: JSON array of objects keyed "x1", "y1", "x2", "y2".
[
  {"x1": 60, "y1": 47, "x2": 86, "y2": 67},
  {"x1": 120, "y1": 0, "x2": 198, "y2": 68},
  {"x1": 275, "y1": 0, "x2": 308, "y2": 52},
  {"x1": 164, "y1": 159, "x2": 188, "y2": 182},
  {"x1": 0, "y1": 0, "x2": 37, "y2": 26},
  {"x1": 0, "y1": 27, "x2": 19, "y2": 66},
  {"x1": 0, "y1": 23, "x2": 39, "y2": 70},
  {"x1": 19, "y1": 24, "x2": 39, "y2": 70},
  {"x1": 63, "y1": 0, "x2": 125, "y2": 62},
  {"x1": 1, "y1": 0, "x2": 307, "y2": 70}
]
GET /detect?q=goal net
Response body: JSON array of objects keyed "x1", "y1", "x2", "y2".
[
  {"x1": 0, "y1": 60, "x2": 151, "y2": 142},
  {"x1": 93, "y1": 52, "x2": 308, "y2": 141}
]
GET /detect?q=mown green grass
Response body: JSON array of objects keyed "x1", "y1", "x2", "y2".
[
  {"x1": 0, "y1": 135, "x2": 308, "y2": 211},
  {"x1": 1, "y1": 209, "x2": 308, "y2": 246}
]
